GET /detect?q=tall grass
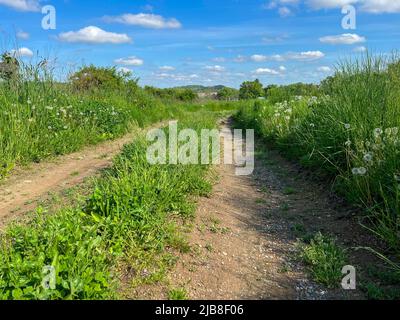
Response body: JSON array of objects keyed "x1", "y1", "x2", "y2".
[
  {"x1": 0, "y1": 59, "x2": 173, "y2": 179},
  {"x1": 235, "y1": 54, "x2": 400, "y2": 254}
]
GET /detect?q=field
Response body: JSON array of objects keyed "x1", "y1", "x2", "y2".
[{"x1": 0, "y1": 52, "x2": 399, "y2": 300}]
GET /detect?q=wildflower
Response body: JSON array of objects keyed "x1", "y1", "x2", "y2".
[
  {"x1": 63, "y1": 126, "x2": 68, "y2": 130},
  {"x1": 374, "y1": 128, "x2": 383, "y2": 138},
  {"x1": 363, "y1": 152, "x2": 373, "y2": 163},
  {"x1": 285, "y1": 116, "x2": 291, "y2": 121},
  {"x1": 48, "y1": 126, "x2": 52, "y2": 130},
  {"x1": 352, "y1": 167, "x2": 367, "y2": 176},
  {"x1": 345, "y1": 140, "x2": 352, "y2": 147},
  {"x1": 344, "y1": 123, "x2": 351, "y2": 130},
  {"x1": 310, "y1": 123, "x2": 315, "y2": 128},
  {"x1": 27, "y1": 99, "x2": 32, "y2": 105}
]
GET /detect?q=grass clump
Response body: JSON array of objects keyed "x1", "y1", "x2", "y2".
[
  {"x1": 301, "y1": 233, "x2": 347, "y2": 288},
  {"x1": 168, "y1": 288, "x2": 188, "y2": 300}
]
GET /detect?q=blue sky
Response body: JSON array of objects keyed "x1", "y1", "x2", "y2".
[{"x1": 0, "y1": 0, "x2": 399, "y2": 88}]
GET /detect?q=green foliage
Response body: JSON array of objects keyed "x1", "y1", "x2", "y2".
[
  {"x1": 301, "y1": 233, "x2": 347, "y2": 288},
  {"x1": 235, "y1": 55, "x2": 400, "y2": 256},
  {"x1": 144, "y1": 86, "x2": 197, "y2": 102},
  {"x1": 69, "y1": 65, "x2": 128, "y2": 92},
  {"x1": 267, "y1": 83, "x2": 320, "y2": 103},
  {"x1": 239, "y1": 79, "x2": 264, "y2": 100},
  {"x1": 217, "y1": 87, "x2": 238, "y2": 101},
  {"x1": 168, "y1": 288, "x2": 188, "y2": 300},
  {"x1": 0, "y1": 52, "x2": 20, "y2": 82},
  {"x1": 0, "y1": 111, "x2": 219, "y2": 300}
]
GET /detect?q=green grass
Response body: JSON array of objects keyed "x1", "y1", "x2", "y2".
[
  {"x1": 168, "y1": 288, "x2": 188, "y2": 300},
  {"x1": 235, "y1": 54, "x2": 400, "y2": 261},
  {"x1": 301, "y1": 233, "x2": 347, "y2": 288},
  {"x1": 0, "y1": 109, "x2": 226, "y2": 300}
]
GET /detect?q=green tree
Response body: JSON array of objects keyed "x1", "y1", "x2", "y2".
[
  {"x1": 239, "y1": 79, "x2": 264, "y2": 100},
  {"x1": 0, "y1": 52, "x2": 20, "y2": 81},
  {"x1": 69, "y1": 65, "x2": 127, "y2": 91},
  {"x1": 217, "y1": 87, "x2": 238, "y2": 101}
]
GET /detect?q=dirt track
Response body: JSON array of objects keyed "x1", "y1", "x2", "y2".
[{"x1": 0, "y1": 128, "x2": 144, "y2": 226}]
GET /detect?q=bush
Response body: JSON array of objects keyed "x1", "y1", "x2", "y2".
[
  {"x1": 239, "y1": 79, "x2": 264, "y2": 100},
  {"x1": 69, "y1": 65, "x2": 128, "y2": 92}
]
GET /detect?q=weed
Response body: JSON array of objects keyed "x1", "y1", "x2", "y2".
[{"x1": 301, "y1": 233, "x2": 347, "y2": 288}]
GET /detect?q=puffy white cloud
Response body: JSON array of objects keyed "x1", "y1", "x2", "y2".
[
  {"x1": 11, "y1": 47, "x2": 33, "y2": 57},
  {"x1": 114, "y1": 56, "x2": 144, "y2": 66},
  {"x1": 279, "y1": 65, "x2": 287, "y2": 71},
  {"x1": 251, "y1": 54, "x2": 268, "y2": 62},
  {"x1": 286, "y1": 50, "x2": 325, "y2": 61},
  {"x1": 104, "y1": 13, "x2": 182, "y2": 29},
  {"x1": 319, "y1": 33, "x2": 366, "y2": 45},
  {"x1": 58, "y1": 26, "x2": 132, "y2": 44},
  {"x1": 159, "y1": 66, "x2": 175, "y2": 71},
  {"x1": 253, "y1": 67, "x2": 281, "y2": 75},
  {"x1": 0, "y1": 0, "x2": 40, "y2": 12}
]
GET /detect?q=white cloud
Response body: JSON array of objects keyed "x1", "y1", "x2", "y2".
[
  {"x1": 279, "y1": 6, "x2": 292, "y2": 17},
  {"x1": 155, "y1": 72, "x2": 199, "y2": 81},
  {"x1": 118, "y1": 67, "x2": 132, "y2": 74},
  {"x1": 353, "y1": 46, "x2": 367, "y2": 52},
  {"x1": 253, "y1": 67, "x2": 280, "y2": 75},
  {"x1": 306, "y1": 0, "x2": 358, "y2": 9},
  {"x1": 319, "y1": 33, "x2": 366, "y2": 45},
  {"x1": 317, "y1": 66, "x2": 332, "y2": 72},
  {"x1": 0, "y1": 0, "x2": 40, "y2": 12},
  {"x1": 306, "y1": 0, "x2": 400, "y2": 13},
  {"x1": 114, "y1": 56, "x2": 144, "y2": 66},
  {"x1": 279, "y1": 65, "x2": 287, "y2": 71},
  {"x1": 204, "y1": 65, "x2": 225, "y2": 72},
  {"x1": 159, "y1": 66, "x2": 175, "y2": 71},
  {"x1": 212, "y1": 57, "x2": 226, "y2": 63},
  {"x1": 234, "y1": 55, "x2": 247, "y2": 63},
  {"x1": 251, "y1": 54, "x2": 268, "y2": 62},
  {"x1": 286, "y1": 50, "x2": 325, "y2": 61},
  {"x1": 361, "y1": 0, "x2": 400, "y2": 13},
  {"x1": 58, "y1": 26, "x2": 132, "y2": 44},
  {"x1": 16, "y1": 31, "x2": 30, "y2": 40},
  {"x1": 11, "y1": 47, "x2": 33, "y2": 57},
  {"x1": 104, "y1": 13, "x2": 182, "y2": 29}
]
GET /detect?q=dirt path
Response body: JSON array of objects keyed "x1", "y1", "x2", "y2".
[
  {"x1": 134, "y1": 120, "x2": 370, "y2": 300},
  {"x1": 0, "y1": 125, "x2": 155, "y2": 227}
]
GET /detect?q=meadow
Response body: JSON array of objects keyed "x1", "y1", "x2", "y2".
[
  {"x1": 235, "y1": 55, "x2": 400, "y2": 269},
  {"x1": 1, "y1": 52, "x2": 400, "y2": 299}
]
